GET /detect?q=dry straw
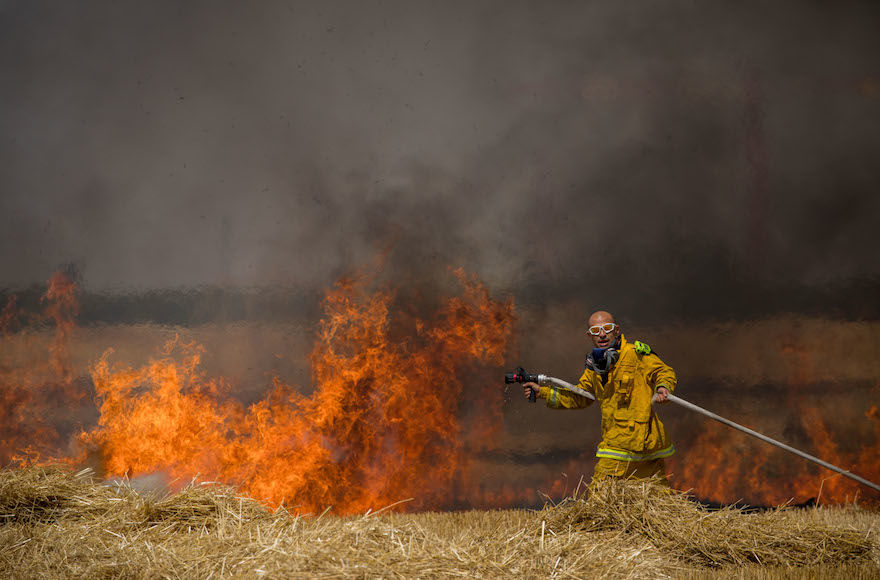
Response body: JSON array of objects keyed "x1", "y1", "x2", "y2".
[
  {"x1": 0, "y1": 464, "x2": 137, "y2": 524},
  {"x1": 140, "y1": 481, "x2": 276, "y2": 532},
  {"x1": 0, "y1": 465, "x2": 877, "y2": 578},
  {"x1": 540, "y1": 476, "x2": 873, "y2": 568}
]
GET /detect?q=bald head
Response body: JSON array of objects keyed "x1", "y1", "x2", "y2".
[
  {"x1": 587, "y1": 310, "x2": 621, "y2": 348},
  {"x1": 588, "y1": 310, "x2": 615, "y2": 327}
]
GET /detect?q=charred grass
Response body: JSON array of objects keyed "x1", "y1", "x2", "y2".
[{"x1": 1, "y1": 465, "x2": 878, "y2": 579}]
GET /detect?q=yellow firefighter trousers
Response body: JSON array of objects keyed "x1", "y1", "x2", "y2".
[{"x1": 592, "y1": 457, "x2": 670, "y2": 486}]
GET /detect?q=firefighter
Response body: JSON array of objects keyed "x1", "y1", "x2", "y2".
[{"x1": 522, "y1": 310, "x2": 676, "y2": 484}]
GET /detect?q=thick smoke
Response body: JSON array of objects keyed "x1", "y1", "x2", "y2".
[{"x1": 2, "y1": 1, "x2": 879, "y2": 308}]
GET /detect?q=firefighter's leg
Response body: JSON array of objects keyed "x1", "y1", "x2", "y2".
[
  {"x1": 625, "y1": 458, "x2": 670, "y2": 487},
  {"x1": 591, "y1": 456, "x2": 628, "y2": 487},
  {"x1": 592, "y1": 457, "x2": 670, "y2": 487}
]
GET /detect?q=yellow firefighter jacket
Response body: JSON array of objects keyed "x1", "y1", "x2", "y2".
[{"x1": 538, "y1": 336, "x2": 676, "y2": 461}]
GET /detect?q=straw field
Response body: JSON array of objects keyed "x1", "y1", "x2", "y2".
[{"x1": 1, "y1": 466, "x2": 878, "y2": 579}]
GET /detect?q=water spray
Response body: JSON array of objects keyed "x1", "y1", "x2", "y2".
[{"x1": 508, "y1": 369, "x2": 880, "y2": 495}]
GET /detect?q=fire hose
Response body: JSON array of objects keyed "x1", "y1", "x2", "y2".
[{"x1": 506, "y1": 369, "x2": 880, "y2": 494}]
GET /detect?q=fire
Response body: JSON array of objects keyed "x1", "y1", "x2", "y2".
[
  {"x1": 43, "y1": 271, "x2": 80, "y2": 381},
  {"x1": 669, "y1": 342, "x2": 880, "y2": 507},
  {"x1": 3, "y1": 268, "x2": 878, "y2": 511},
  {"x1": 78, "y1": 268, "x2": 514, "y2": 513},
  {"x1": 1, "y1": 272, "x2": 82, "y2": 464}
]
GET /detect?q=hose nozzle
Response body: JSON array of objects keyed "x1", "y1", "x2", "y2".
[{"x1": 505, "y1": 366, "x2": 541, "y2": 402}]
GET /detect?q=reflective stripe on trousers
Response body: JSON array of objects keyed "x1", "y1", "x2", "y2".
[{"x1": 595, "y1": 443, "x2": 675, "y2": 462}]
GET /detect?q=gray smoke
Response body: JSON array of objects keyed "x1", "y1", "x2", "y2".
[{"x1": 2, "y1": 0, "x2": 879, "y2": 317}]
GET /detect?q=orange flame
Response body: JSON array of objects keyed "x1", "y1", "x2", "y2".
[
  {"x1": 5, "y1": 268, "x2": 878, "y2": 510},
  {"x1": 669, "y1": 341, "x2": 880, "y2": 506},
  {"x1": 78, "y1": 268, "x2": 515, "y2": 513},
  {"x1": 43, "y1": 271, "x2": 80, "y2": 381},
  {"x1": 1, "y1": 272, "x2": 82, "y2": 465}
]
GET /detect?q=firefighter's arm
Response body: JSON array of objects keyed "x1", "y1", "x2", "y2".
[
  {"x1": 540, "y1": 369, "x2": 595, "y2": 409},
  {"x1": 643, "y1": 352, "x2": 677, "y2": 395},
  {"x1": 633, "y1": 339, "x2": 676, "y2": 395}
]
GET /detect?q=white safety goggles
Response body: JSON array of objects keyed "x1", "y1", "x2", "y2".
[{"x1": 587, "y1": 322, "x2": 617, "y2": 336}]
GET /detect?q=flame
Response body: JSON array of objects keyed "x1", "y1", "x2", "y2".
[
  {"x1": 0, "y1": 272, "x2": 82, "y2": 464},
  {"x1": 78, "y1": 268, "x2": 515, "y2": 513},
  {"x1": 43, "y1": 271, "x2": 80, "y2": 381},
  {"x1": 669, "y1": 341, "x2": 880, "y2": 506},
  {"x1": 4, "y1": 268, "x2": 878, "y2": 510}
]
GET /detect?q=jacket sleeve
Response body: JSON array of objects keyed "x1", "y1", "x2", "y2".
[
  {"x1": 539, "y1": 368, "x2": 596, "y2": 409},
  {"x1": 643, "y1": 353, "x2": 677, "y2": 393}
]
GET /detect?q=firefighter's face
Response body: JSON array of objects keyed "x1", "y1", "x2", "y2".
[{"x1": 588, "y1": 311, "x2": 620, "y2": 349}]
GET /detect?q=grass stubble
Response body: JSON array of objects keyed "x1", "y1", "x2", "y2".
[{"x1": 0, "y1": 465, "x2": 877, "y2": 578}]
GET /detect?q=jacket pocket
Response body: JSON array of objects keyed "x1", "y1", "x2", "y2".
[
  {"x1": 614, "y1": 362, "x2": 637, "y2": 405},
  {"x1": 603, "y1": 408, "x2": 649, "y2": 452}
]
